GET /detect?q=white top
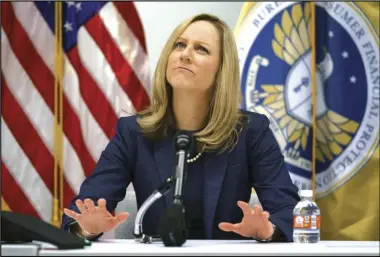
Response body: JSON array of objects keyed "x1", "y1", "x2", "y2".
[{"x1": 300, "y1": 190, "x2": 313, "y2": 198}]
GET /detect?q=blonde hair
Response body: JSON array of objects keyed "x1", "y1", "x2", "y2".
[{"x1": 137, "y1": 13, "x2": 244, "y2": 153}]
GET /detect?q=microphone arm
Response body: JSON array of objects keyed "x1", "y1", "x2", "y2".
[{"x1": 133, "y1": 176, "x2": 174, "y2": 243}]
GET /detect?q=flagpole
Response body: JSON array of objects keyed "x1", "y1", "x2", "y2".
[
  {"x1": 52, "y1": 2, "x2": 64, "y2": 227},
  {"x1": 310, "y1": 1, "x2": 317, "y2": 201},
  {"x1": 58, "y1": 1, "x2": 65, "y2": 224}
]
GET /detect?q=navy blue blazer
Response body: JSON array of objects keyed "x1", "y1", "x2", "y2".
[{"x1": 62, "y1": 111, "x2": 300, "y2": 241}]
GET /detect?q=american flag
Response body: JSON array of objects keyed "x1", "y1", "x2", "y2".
[{"x1": 1, "y1": 1, "x2": 150, "y2": 224}]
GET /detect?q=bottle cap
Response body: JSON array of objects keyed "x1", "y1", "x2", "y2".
[{"x1": 300, "y1": 190, "x2": 313, "y2": 197}]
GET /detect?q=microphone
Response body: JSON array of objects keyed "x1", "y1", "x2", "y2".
[
  {"x1": 158, "y1": 132, "x2": 193, "y2": 247},
  {"x1": 172, "y1": 132, "x2": 193, "y2": 204}
]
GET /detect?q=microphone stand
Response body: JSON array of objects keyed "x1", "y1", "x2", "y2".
[
  {"x1": 158, "y1": 132, "x2": 192, "y2": 247},
  {"x1": 133, "y1": 176, "x2": 174, "y2": 243},
  {"x1": 133, "y1": 132, "x2": 193, "y2": 246}
]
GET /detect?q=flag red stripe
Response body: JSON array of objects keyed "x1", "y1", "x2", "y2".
[
  {"x1": 113, "y1": 2, "x2": 147, "y2": 52},
  {"x1": 1, "y1": 162, "x2": 41, "y2": 219},
  {"x1": 85, "y1": 15, "x2": 150, "y2": 111},
  {"x1": 63, "y1": 178, "x2": 76, "y2": 211},
  {"x1": 67, "y1": 47, "x2": 117, "y2": 139}
]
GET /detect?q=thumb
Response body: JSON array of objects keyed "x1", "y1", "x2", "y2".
[
  {"x1": 237, "y1": 201, "x2": 251, "y2": 216},
  {"x1": 218, "y1": 222, "x2": 239, "y2": 232},
  {"x1": 109, "y1": 212, "x2": 129, "y2": 230},
  {"x1": 116, "y1": 212, "x2": 129, "y2": 224}
]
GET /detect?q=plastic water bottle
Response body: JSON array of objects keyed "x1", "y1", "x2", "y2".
[{"x1": 293, "y1": 190, "x2": 320, "y2": 243}]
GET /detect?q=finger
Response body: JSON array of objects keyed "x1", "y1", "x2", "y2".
[
  {"x1": 84, "y1": 199, "x2": 96, "y2": 212},
  {"x1": 237, "y1": 201, "x2": 251, "y2": 216},
  {"x1": 252, "y1": 204, "x2": 263, "y2": 215},
  {"x1": 218, "y1": 222, "x2": 241, "y2": 232},
  {"x1": 63, "y1": 208, "x2": 81, "y2": 221},
  {"x1": 110, "y1": 212, "x2": 129, "y2": 229},
  {"x1": 115, "y1": 212, "x2": 129, "y2": 225},
  {"x1": 75, "y1": 199, "x2": 88, "y2": 214},
  {"x1": 261, "y1": 211, "x2": 270, "y2": 220},
  {"x1": 97, "y1": 198, "x2": 107, "y2": 212}
]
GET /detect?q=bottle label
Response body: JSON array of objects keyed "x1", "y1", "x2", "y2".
[{"x1": 293, "y1": 215, "x2": 320, "y2": 229}]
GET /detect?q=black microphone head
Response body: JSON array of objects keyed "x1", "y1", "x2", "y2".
[
  {"x1": 174, "y1": 132, "x2": 192, "y2": 151},
  {"x1": 158, "y1": 203, "x2": 187, "y2": 247}
]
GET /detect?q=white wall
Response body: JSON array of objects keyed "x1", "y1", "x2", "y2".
[{"x1": 134, "y1": 2, "x2": 244, "y2": 81}]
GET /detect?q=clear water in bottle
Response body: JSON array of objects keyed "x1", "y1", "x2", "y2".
[{"x1": 293, "y1": 190, "x2": 320, "y2": 243}]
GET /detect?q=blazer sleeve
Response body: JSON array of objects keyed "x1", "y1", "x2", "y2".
[
  {"x1": 247, "y1": 114, "x2": 300, "y2": 242},
  {"x1": 61, "y1": 117, "x2": 136, "y2": 232}
]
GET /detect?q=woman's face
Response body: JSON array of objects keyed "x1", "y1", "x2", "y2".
[{"x1": 166, "y1": 20, "x2": 221, "y2": 92}]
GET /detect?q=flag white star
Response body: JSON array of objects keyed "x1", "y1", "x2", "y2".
[
  {"x1": 342, "y1": 51, "x2": 349, "y2": 59},
  {"x1": 350, "y1": 76, "x2": 357, "y2": 84},
  {"x1": 64, "y1": 21, "x2": 73, "y2": 32},
  {"x1": 66, "y1": 1, "x2": 75, "y2": 7},
  {"x1": 76, "y1": 2, "x2": 82, "y2": 11},
  {"x1": 328, "y1": 31, "x2": 334, "y2": 38}
]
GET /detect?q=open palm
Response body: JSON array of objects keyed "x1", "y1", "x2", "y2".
[
  {"x1": 218, "y1": 201, "x2": 274, "y2": 240},
  {"x1": 63, "y1": 198, "x2": 129, "y2": 235}
]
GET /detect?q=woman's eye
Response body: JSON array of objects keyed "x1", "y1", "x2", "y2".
[
  {"x1": 196, "y1": 45, "x2": 209, "y2": 54},
  {"x1": 175, "y1": 42, "x2": 186, "y2": 49}
]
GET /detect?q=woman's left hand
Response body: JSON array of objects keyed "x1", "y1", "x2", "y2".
[{"x1": 218, "y1": 201, "x2": 274, "y2": 240}]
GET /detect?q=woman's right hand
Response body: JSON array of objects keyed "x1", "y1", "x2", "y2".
[{"x1": 63, "y1": 198, "x2": 129, "y2": 236}]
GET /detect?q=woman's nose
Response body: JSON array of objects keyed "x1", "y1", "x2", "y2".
[{"x1": 180, "y1": 48, "x2": 191, "y2": 63}]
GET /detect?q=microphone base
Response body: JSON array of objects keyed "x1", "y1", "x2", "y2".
[
  {"x1": 158, "y1": 203, "x2": 188, "y2": 247},
  {"x1": 134, "y1": 234, "x2": 161, "y2": 244}
]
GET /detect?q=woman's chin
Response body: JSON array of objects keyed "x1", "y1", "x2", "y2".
[{"x1": 171, "y1": 83, "x2": 197, "y2": 90}]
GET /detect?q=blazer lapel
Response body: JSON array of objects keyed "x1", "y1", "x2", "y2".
[
  {"x1": 203, "y1": 150, "x2": 229, "y2": 239},
  {"x1": 153, "y1": 135, "x2": 176, "y2": 207}
]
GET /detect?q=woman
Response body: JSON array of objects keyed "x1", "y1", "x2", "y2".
[{"x1": 62, "y1": 13, "x2": 300, "y2": 242}]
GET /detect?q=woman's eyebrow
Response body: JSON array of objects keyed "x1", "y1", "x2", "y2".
[{"x1": 177, "y1": 37, "x2": 211, "y2": 47}]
